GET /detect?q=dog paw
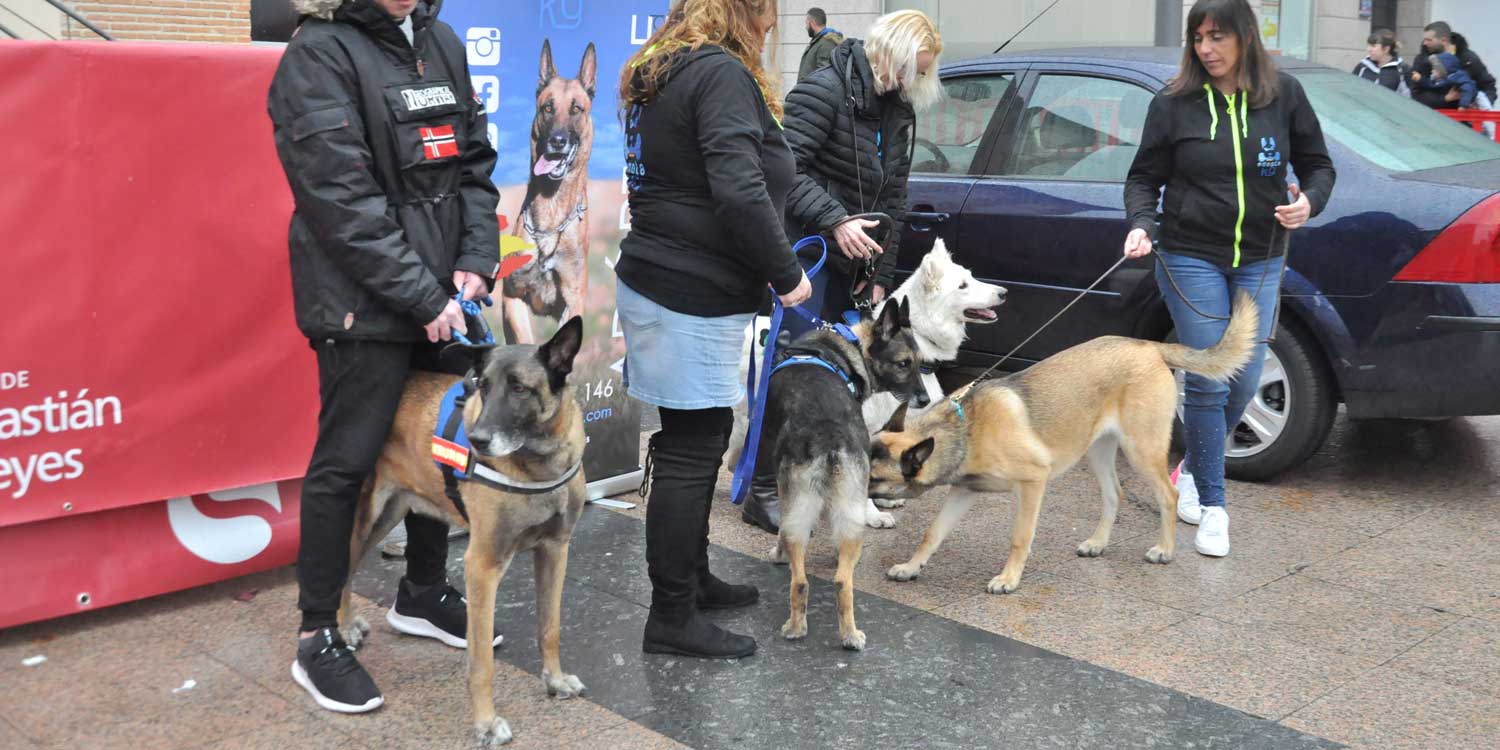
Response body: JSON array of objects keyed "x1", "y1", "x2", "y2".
[
  {"x1": 474, "y1": 717, "x2": 513, "y2": 747},
  {"x1": 841, "y1": 629, "x2": 867, "y2": 651},
  {"x1": 781, "y1": 618, "x2": 807, "y2": 641},
  {"x1": 1076, "y1": 539, "x2": 1107, "y2": 558},
  {"x1": 769, "y1": 544, "x2": 789, "y2": 565},
  {"x1": 1145, "y1": 546, "x2": 1174, "y2": 564},
  {"x1": 986, "y1": 574, "x2": 1021, "y2": 595},
  {"x1": 886, "y1": 562, "x2": 922, "y2": 582},
  {"x1": 341, "y1": 616, "x2": 371, "y2": 650},
  {"x1": 866, "y1": 510, "x2": 897, "y2": 529},
  {"x1": 872, "y1": 497, "x2": 906, "y2": 510},
  {"x1": 542, "y1": 671, "x2": 586, "y2": 699}
]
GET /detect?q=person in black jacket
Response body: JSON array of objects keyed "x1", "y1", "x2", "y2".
[
  {"x1": 1352, "y1": 29, "x2": 1410, "y2": 96},
  {"x1": 740, "y1": 10, "x2": 942, "y2": 534},
  {"x1": 617, "y1": 0, "x2": 811, "y2": 660},
  {"x1": 1411, "y1": 21, "x2": 1497, "y2": 111},
  {"x1": 798, "y1": 7, "x2": 843, "y2": 82},
  {"x1": 1124, "y1": 0, "x2": 1334, "y2": 559},
  {"x1": 268, "y1": 0, "x2": 499, "y2": 713}
]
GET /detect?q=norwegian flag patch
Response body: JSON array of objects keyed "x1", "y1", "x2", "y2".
[{"x1": 420, "y1": 125, "x2": 459, "y2": 160}]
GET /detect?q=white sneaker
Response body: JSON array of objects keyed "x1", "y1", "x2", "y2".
[
  {"x1": 1195, "y1": 507, "x2": 1230, "y2": 557},
  {"x1": 1173, "y1": 460, "x2": 1202, "y2": 525}
]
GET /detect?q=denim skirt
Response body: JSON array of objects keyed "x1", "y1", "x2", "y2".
[{"x1": 616, "y1": 280, "x2": 753, "y2": 410}]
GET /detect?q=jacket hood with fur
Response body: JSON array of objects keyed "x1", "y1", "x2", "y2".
[{"x1": 291, "y1": 0, "x2": 442, "y2": 22}]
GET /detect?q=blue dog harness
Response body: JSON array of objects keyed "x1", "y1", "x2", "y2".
[
  {"x1": 430, "y1": 296, "x2": 581, "y2": 520},
  {"x1": 729, "y1": 235, "x2": 863, "y2": 505}
]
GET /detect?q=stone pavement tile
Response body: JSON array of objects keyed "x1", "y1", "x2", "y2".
[
  {"x1": 1201, "y1": 574, "x2": 1460, "y2": 661},
  {"x1": 1384, "y1": 617, "x2": 1500, "y2": 699},
  {"x1": 1229, "y1": 482, "x2": 1441, "y2": 539},
  {"x1": 9, "y1": 654, "x2": 300, "y2": 749},
  {"x1": 1089, "y1": 616, "x2": 1374, "y2": 721},
  {"x1": 0, "y1": 717, "x2": 39, "y2": 749},
  {"x1": 1283, "y1": 666, "x2": 1500, "y2": 750},
  {"x1": 1301, "y1": 535, "x2": 1500, "y2": 622},
  {"x1": 183, "y1": 719, "x2": 357, "y2": 750},
  {"x1": 1037, "y1": 508, "x2": 1366, "y2": 614},
  {"x1": 929, "y1": 572, "x2": 1195, "y2": 661},
  {"x1": 563, "y1": 719, "x2": 691, "y2": 750}
]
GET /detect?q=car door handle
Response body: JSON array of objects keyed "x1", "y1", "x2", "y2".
[{"x1": 906, "y1": 211, "x2": 950, "y2": 233}]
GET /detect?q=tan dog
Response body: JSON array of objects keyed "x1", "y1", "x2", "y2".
[
  {"x1": 333, "y1": 318, "x2": 587, "y2": 748},
  {"x1": 503, "y1": 40, "x2": 596, "y2": 345},
  {"x1": 867, "y1": 294, "x2": 1257, "y2": 595}
]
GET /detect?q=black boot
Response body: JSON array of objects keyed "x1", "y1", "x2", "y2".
[
  {"x1": 697, "y1": 469, "x2": 758, "y2": 611},
  {"x1": 740, "y1": 459, "x2": 781, "y2": 534},
  {"x1": 642, "y1": 431, "x2": 758, "y2": 659}
]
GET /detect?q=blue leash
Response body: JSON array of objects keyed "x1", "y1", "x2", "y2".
[
  {"x1": 729, "y1": 235, "x2": 858, "y2": 505},
  {"x1": 451, "y1": 294, "x2": 496, "y2": 347}
]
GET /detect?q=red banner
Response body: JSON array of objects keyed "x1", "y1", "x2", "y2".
[
  {"x1": 0, "y1": 41, "x2": 313, "y2": 526},
  {"x1": 0, "y1": 41, "x2": 316, "y2": 627}
]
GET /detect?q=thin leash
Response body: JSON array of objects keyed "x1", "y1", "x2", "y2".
[{"x1": 1154, "y1": 220, "x2": 1292, "y2": 344}]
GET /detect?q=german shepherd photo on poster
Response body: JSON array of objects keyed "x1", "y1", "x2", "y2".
[{"x1": 503, "y1": 39, "x2": 597, "y2": 345}]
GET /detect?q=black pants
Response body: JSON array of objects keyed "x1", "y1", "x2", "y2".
[
  {"x1": 644, "y1": 407, "x2": 732, "y2": 622},
  {"x1": 297, "y1": 338, "x2": 462, "y2": 632}
]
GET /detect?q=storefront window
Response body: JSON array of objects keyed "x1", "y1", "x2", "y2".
[{"x1": 1261, "y1": 0, "x2": 1314, "y2": 60}]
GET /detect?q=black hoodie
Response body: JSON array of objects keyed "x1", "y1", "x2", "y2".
[
  {"x1": 1125, "y1": 71, "x2": 1336, "y2": 268},
  {"x1": 616, "y1": 46, "x2": 803, "y2": 316}
]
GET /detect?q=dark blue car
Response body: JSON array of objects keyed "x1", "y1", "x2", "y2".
[{"x1": 898, "y1": 47, "x2": 1500, "y2": 479}]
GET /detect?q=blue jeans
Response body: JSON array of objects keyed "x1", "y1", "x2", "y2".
[{"x1": 1154, "y1": 252, "x2": 1281, "y2": 508}]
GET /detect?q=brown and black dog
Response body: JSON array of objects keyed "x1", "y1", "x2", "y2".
[
  {"x1": 332, "y1": 318, "x2": 588, "y2": 748},
  {"x1": 868, "y1": 294, "x2": 1258, "y2": 596},
  {"x1": 503, "y1": 40, "x2": 596, "y2": 345}
]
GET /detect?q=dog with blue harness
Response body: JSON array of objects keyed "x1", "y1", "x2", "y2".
[
  {"x1": 330, "y1": 302, "x2": 591, "y2": 748},
  {"x1": 728, "y1": 237, "x2": 928, "y2": 650}
]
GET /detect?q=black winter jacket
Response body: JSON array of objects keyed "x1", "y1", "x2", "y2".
[
  {"x1": 616, "y1": 46, "x2": 803, "y2": 317},
  {"x1": 1125, "y1": 72, "x2": 1336, "y2": 268},
  {"x1": 1352, "y1": 56, "x2": 1411, "y2": 96},
  {"x1": 268, "y1": 0, "x2": 499, "y2": 342},
  {"x1": 1413, "y1": 37, "x2": 1498, "y2": 108},
  {"x1": 783, "y1": 39, "x2": 916, "y2": 289}
]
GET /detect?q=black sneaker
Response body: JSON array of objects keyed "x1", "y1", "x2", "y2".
[
  {"x1": 291, "y1": 628, "x2": 383, "y2": 714},
  {"x1": 385, "y1": 577, "x2": 503, "y2": 650}
]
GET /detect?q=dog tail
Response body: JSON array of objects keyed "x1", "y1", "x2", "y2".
[{"x1": 1155, "y1": 292, "x2": 1259, "y2": 383}]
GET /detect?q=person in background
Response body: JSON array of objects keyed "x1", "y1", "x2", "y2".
[
  {"x1": 1123, "y1": 0, "x2": 1335, "y2": 558},
  {"x1": 740, "y1": 9, "x2": 942, "y2": 534},
  {"x1": 1352, "y1": 29, "x2": 1410, "y2": 96},
  {"x1": 616, "y1": 0, "x2": 811, "y2": 660},
  {"x1": 1411, "y1": 21, "x2": 1497, "y2": 111},
  {"x1": 798, "y1": 7, "x2": 843, "y2": 82},
  {"x1": 268, "y1": 0, "x2": 500, "y2": 714},
  {"x1": 1422, "y1": 52, "x2": 1479, "y2": 109}
]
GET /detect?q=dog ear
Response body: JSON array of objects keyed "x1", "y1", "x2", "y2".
[
  {"x1": 901, "y1": 437, "x2": 936, "y2": 480},
  {"x1": 898, "y1": 297, "x2": 912, "y2": 328},
  {"x1": 882, "y1": 402, "x2": 909, "y2": 433},
  {"x1": 538, "y1": 316, "x2": 584, "y2": 388},
  {"x1": 921, "y1": 244, "x2": 947, "y2": 295},
  {"x1": 578, "y1": 43, "x2": 598, "y2": 99},
  {"x1": 539, "y1": 39, "x2": 558, "y2": 88},
  {"x1": 876, "y1": 295, "x2": 901, "y2": 337}
]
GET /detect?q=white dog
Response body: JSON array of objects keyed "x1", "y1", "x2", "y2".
[{"x1": 728, "y1": 238, "x2": 1005, "y2": 528}]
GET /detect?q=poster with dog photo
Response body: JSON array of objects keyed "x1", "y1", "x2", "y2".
[{"x1": 444, "y1": 0, "x2": 670, "y2": 491}]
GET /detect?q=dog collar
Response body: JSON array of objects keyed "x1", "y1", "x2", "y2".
[
  {"x1": 431, "y1": 380, "x2": 581, "y2": 521},
  {"x1": 772, "y1": 355, "x2": 860, "y2": 399},
  {"x1": 949, "y1": 396, "x2": 966, "y2": 422}
]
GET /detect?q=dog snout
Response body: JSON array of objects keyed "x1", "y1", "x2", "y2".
[
  {"x1": 546, "y1": 132, "x2": 570, "y2": 153},
  {"x1": 994, "y1": 285, "x2": 1008, "y2": 305},
  {"x1": 914, "y1": 388, "x2": 932, "y2": 409}
]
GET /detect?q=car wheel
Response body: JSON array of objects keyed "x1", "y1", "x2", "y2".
[{"x1": 1172, "y1": 320, "x2": 1336, "y2": 481}]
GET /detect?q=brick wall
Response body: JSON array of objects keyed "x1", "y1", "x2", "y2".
[{"x1": 63, "y1": 0, "x2": 252, "y2": 43}]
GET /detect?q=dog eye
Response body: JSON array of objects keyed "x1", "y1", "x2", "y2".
[
  {"x1": 543, "y1": 102, "x2": 555, "y2": 114},
  {"x1": 959, "y1": 282, "x2": 968, "y2": 290},
  {"x1": 570, "y1": 103, "x2": 583, "y2": 115},
  {"x1": 510, "y1": 383, "x2": 528, "y2": 395},
  {"x1": 898, "y1": 359, "x2": 912, "y2": 369}
]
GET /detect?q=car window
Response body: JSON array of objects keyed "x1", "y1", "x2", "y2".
[
  {"x1": 1294, "y1": 70, "x2": 1500, "y2": 171},
  {"x1": 1008, "y1": 74, "x2": 1155, "y2": 181},
  {"x1": 913, "y1": 74, "x2": 1014, "y2": 175}
]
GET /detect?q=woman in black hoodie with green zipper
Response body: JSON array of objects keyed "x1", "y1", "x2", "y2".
[{"x1": 1124, "y1": 0, "x2": 1335, "y2": 559}]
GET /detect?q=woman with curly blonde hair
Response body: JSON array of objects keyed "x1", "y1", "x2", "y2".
[{"x1": 616, "y1": 0, "x2": 811, "y2": 660}]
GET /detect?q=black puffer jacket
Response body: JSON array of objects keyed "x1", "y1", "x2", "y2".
[
  {"x1": 268, "y1": 0, "x2": 499, "y2": 342},
  {"x1": 783, "y1": 39, "x2": 916, "y2": 288}
]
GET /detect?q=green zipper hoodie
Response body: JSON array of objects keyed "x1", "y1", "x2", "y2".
[{"x1": 1124, "y1": 70, "x2": 1336, "y2": 267}]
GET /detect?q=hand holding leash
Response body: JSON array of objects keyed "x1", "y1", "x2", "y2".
[
  {"x1": 425, "y1": 299, "x2": 469, "y2": 343},
  {"x1": 453, "y1": 270, "x2": 489, "y2": 301},
  {"x1": 831, "y1": 216, "x2": 884, "y2": 260},
  {"x1": 777, "y1": 271, "x2": 814, "y2": 307},
  {"x1": 1275, "y1": 184, "x2": 1311, "y2": 229},
  {"x1": 1123, "y1": 227, "x2": 1154, "y2": 259}
]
